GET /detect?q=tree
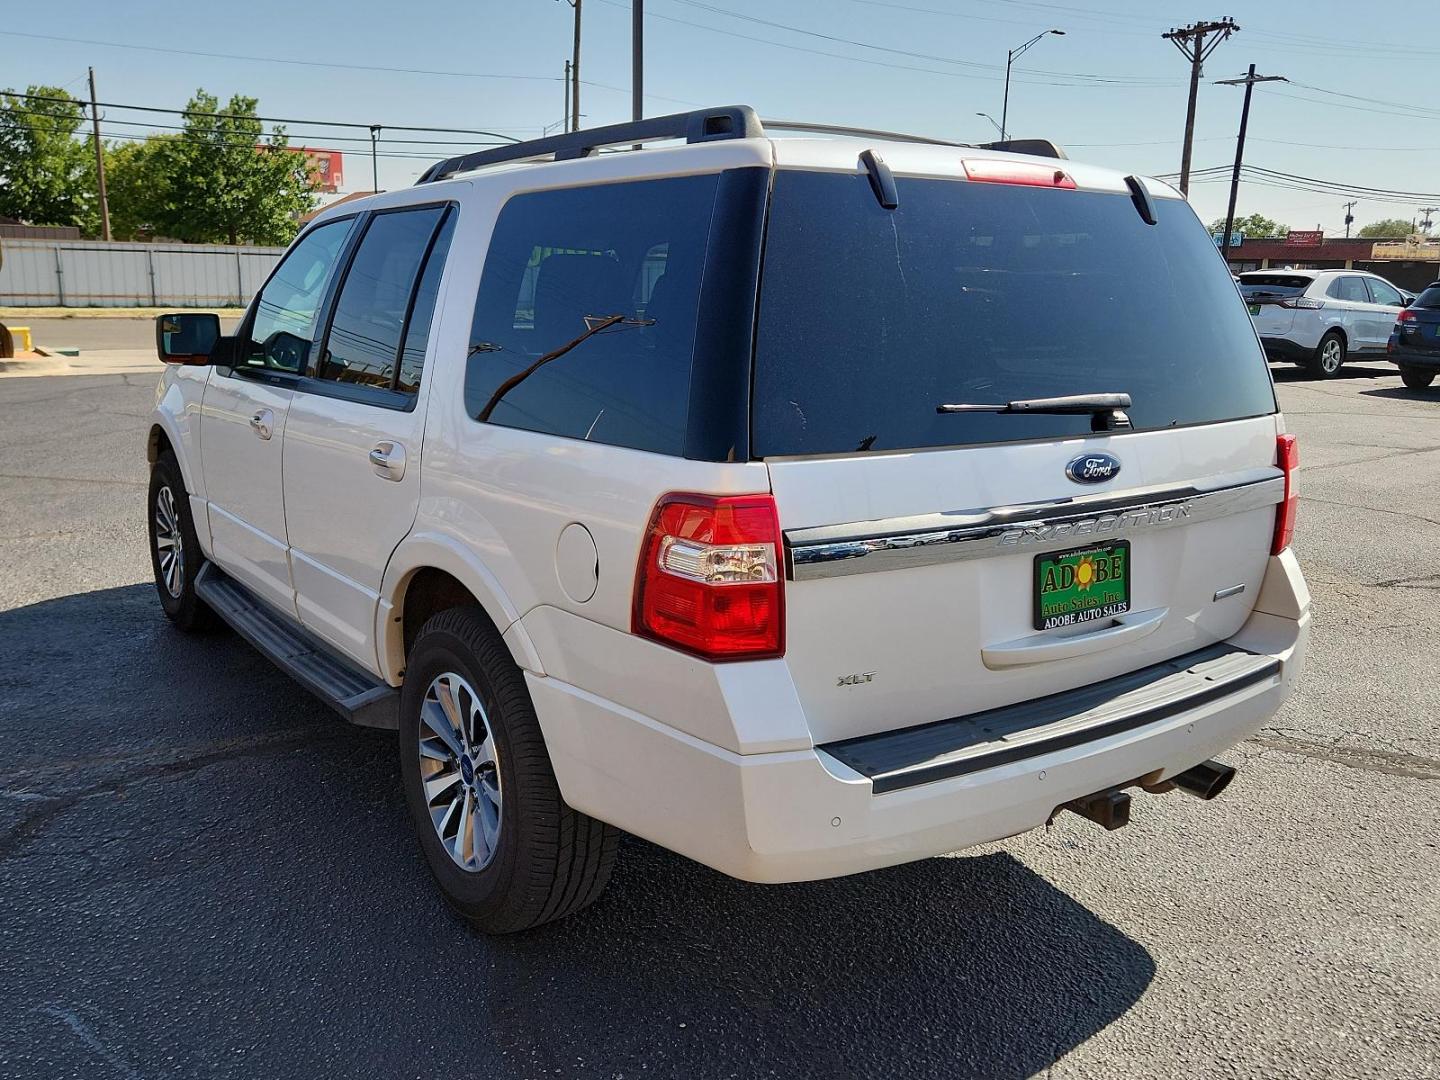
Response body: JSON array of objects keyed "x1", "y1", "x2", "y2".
[
  {"x1": 0, "y1": 86, "x2": 98, "y2": 233},
  {"x1": 105, "y1": 138, "x2": 170, "y2": 241},
  {"x1": 1207, "y1": 213, "x2": 1288, "y2": 239},
  {"x1": 138, "y1": 90, "x2": 319, "y2": 245},
  {"x1": 1357, "y1": 218, "x2": 1414, "y2": 239}
]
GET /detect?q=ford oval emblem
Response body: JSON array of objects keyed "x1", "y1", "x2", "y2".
[{"x1": 1065, "y1": 452, "x2": 1121, "y2": 484}]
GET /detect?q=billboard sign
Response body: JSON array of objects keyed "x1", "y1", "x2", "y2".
[
  {"x1": 1284, "y1": 230, "x2": 1323, "y2": 246},
  {"x1": 1370, "y1": 237, "x2": 1440, "y2": 261},
  {"x1": 300, "y1": 149, "x2": 344, "y2": 194}
]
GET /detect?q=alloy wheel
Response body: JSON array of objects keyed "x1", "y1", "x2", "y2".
[
  {"x1": 153, "y1": 485, "x2": 185, "y2": 598},
  {"x1": 417, "y1": 672, "x2": 503, "y2": 872},
  {"x1": 1321, "y1": 339, "x2": 1342, "y2": 373}
]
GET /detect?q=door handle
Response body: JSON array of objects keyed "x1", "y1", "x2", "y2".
[
  {"x1": 249, "y1": 409, "x2": 273, "y2": 440},
  {"x1": 368, "y1": 441, "x2": 406, "y2": 480}
]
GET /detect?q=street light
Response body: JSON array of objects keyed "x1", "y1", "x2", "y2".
[
  {"x1": 976, "y1": 112, "x2": 1004, "y2": 137},
  {"x1": 1001, "y1": 29, "x2": 1064, "y2": 142}
]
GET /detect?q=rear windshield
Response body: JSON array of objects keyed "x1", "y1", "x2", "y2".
[
  {"x1": 1238, "y1": 274, "x2": 1313, "y2": 297},
  {"x1": 1415, "y1": 284, "x2": 1440, "y2": 309},
  {"x1": 752, "y1": 172, "x2": 1276, "y2": 456}
]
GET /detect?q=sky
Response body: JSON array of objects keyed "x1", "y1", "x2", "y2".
[{"x1": 5, "y1": 0, "x2": 1440, "y2": 237}]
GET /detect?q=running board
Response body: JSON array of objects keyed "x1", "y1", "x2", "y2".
[{"x1": 195, "y1": 563, "x2": 399, "y2": 730}]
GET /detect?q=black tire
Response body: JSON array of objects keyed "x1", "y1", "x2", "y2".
[
  {"x1": 1305, "y1": 331, "x2": 1346, "y2": 378},
  {"x1": 147, "y1": 450, "x2": 216, "y2": 632},
  {"x1": 1400, "y1": 366, "x2": 1436, "y2": 390},
  {"x1": 399, "y1": 606, "x2": 619, "y2": 933}
]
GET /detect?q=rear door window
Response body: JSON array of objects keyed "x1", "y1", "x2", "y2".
[
  {"x1": 753, "y1": 171, "x2": 1276, "y2": 457},
  {"x1": 1327, "y1": 276, "x2": 1370, "y2": 303},
  {"x1": 465, "y1": 175, "x2": 719, "y2": 455}
]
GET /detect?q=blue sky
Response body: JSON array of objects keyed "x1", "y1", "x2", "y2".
[{"x1": 6, "y1": 1, "x2": 1439, "y2": 235}]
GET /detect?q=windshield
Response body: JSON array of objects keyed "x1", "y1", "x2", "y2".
[
  {"x1": 751, "y1": 171, "x2": 1276, "y2": 456},
  {"x1": 1415, "y1": 284, "x2": 1440, "y2": 309}
]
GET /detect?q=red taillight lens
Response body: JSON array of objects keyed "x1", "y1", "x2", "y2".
[
  {"x1": 962, "y1": 159, "x2": 1077, "y2": 189},
  {"x1": 1271, "y1": 433, "x2": 1299, "y2": 556},
  {"x1": 1397, "y1": 307, "x2": 1418, "y2": 323},
  {"x1": 633, "y1": 493, "x2": 784, "y2": 661}
]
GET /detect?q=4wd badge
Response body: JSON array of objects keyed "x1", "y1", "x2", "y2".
[{"x1": 1065, "y1": 452, "x2": 1121, "y2": 484}]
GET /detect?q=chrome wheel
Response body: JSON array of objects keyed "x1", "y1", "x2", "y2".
[
  {"x1": 1320, "y1": 337, "x2": 1342, "y2": 373},
  {"x1": 418, "y1": 672, "x2": 503, "y2": 872},
  {"x1": 153, "y1": 485, "x2": 184, "y2": 598}
]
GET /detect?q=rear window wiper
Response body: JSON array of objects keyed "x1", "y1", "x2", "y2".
[{"x1": 937, "y1": 392, "x2": 1132, "y2": 431}]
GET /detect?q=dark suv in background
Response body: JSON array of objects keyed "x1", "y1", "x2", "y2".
[{"x1": 1389, "y1": 281, "x2": 1440, "y2": 390}]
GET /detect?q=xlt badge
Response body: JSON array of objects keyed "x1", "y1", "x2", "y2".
[{"x1": 837, "y1": 672, "x2": 877, "y2": 687}]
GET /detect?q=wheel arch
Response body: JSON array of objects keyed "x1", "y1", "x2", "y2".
[{"x1": 378, "y1": 533, "x2": 543, "y2": 685}]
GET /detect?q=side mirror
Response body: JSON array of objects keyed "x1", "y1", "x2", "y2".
[{"x1": 156, "y1": 313, "x2": 221, "y2": 364}]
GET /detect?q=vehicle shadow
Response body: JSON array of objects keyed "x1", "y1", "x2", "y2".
[
  {"x1": 1358, "y1": 385, "x2": 1438, "y2": 403},
  {"x1": 1270, "y1": 363, "x2": 1396, "y2": 383},
  {"x1": 1, "y1": 584, "x2": 1155, "y2": 1080}
]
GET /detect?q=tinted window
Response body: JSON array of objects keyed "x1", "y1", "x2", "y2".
[
  {"x1": 1366, "y1": 277, "x2": 1404, "y2": 306},
  {"x1": 1239, "y1": 274, "x2": 1312, "y2": 298},
  {"x1": 317, "y1": 206, "x2": 446, "y2": 390},
  {"x1": 1415, "y1": 284, "x2": 1440, "y2": 309},
  {"x1": 397, "y1": 211, "x2": 456, "y2": 394},
  {"x1": 465, "y1": 174, "x2": 719, "y2": 455},
  {"x1": 1328, "y1": 276, "x2": 1370, "y2": 303},
  {"x1": 242, "y1": 219, "x2": 351, "y2": 373},
  {"x1": 753, "y1": 172, "x2": 1276, "y2": 456}
]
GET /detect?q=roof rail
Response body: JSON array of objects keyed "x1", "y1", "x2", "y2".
[
  {"x1": 761, "y1": 119, "x2": 969, "y2": 148},
  {"x1": 415, "y1": 105, "x2": 765, "y2": 184}
]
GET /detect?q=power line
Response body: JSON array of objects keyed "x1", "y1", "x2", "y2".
[{"x1": 1162, "y1": 17, "x2": 1239, "y2": 197}]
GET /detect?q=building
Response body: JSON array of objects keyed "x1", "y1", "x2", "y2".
[{"x1": 1222, "y1": 234, "x2": 1440, "y2": 293}]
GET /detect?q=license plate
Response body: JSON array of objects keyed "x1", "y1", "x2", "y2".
[
  {"x1": 1033, "y1": 541, "x2": 1131, "y2": 631},
  {"x1": 1247, "y1": 303, "x2": 1261, "y2": 315}
]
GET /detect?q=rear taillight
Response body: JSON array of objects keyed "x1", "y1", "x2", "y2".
[
  {"x1": 633, "y1": 493, "x2": 784, "y2": 661},
  {"x1": 1271, "y1": 434, "x2": 1299, "y2": 556},
  {"x1": 1397, "y1": 307, "x2": 1418, "y2": 323},
  {"x1": 962, "y1": 159, "x2": 1077, "y2": 189},
  {"x1": 1278, "y1": 296, "x2": 1324, "y2": 309}
]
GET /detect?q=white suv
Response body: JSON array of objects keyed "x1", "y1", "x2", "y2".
[
  {"x1": 1239, "y1": 268, "x2": 1410, "y2": 378},
  {"x1": 146, "y1": 107, "x2": 1310, "y2": 932}
]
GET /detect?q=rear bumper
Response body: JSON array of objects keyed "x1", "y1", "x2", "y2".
[
  {"x1": 530, "y1": 551, "x2": 1310, "y2": 884},
  {"x1": 1260, "y1": 336, "x2": 1313, "y2": 362},
  {"x1": 1388, "y1": 343, "x2": 1440, "y2": 369}
]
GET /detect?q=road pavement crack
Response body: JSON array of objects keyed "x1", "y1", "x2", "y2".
[
  {"x1": 0, "y1": 728, "x2": 325, "y2": 861},
  {"x1": 1245, "y1": 733, "x2": 1440, "y2": 780},
  {"x1": 1302, "y1": 495, "x2": 1440, "y2": 528}
]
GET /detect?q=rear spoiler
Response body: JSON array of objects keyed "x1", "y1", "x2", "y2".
[{"x1": 975, "y1": 139, "x2": 1067, "y2": 160}]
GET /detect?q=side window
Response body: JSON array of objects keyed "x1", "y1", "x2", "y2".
[
  {"x1": 1366, "y1": 278, "x2": 1404, "y2": 306},
  {"x1": 465, "y1": 174, "x2": 720, "y2": 455},
  {"x1": 1328, "y1": 276, "x2": 1369, "y2": 303},
  {"x1": 397, "y1": 211, "x2": 456, "y2": 394},
  {"x1": 242, "y1": 219, "x2": 352, "y2": 374},
  {"x1": 315, "y1": 206, "x2": 446, "y2": 391}
]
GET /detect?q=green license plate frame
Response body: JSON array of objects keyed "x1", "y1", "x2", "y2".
[{"x1": 1033, "y1": 541, "x2": 1131, "y2": 631}]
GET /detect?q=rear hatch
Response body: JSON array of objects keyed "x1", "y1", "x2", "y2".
[
  {"x1": 1239, "y1": 273, "x2": 1314, "y2": 337},
  {"x1": 755, "y1": 166, "x2": 1283, "y2": 744},
  {"x1": 1397, "y1": 283, "x2": 1440, "y2": 354}
]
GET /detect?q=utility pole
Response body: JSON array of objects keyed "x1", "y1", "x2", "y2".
[
  {"x1": 1342, "y1": 200, "x2": 1358, "y2": 239},
  {"x1": 369, "y1": 125, "x2": 381, "y2": 193},
  {"x1": 632, "y1": 0, "x2": 644, "y2": 124},
  {"x1": 1217, "y1": 64, "x2": 1285, "y2": 253},
  {"x1": 570, "y1": 0, "x2": 582, "y2": 131},
  {"x1": 87, "y1": 67, "x2": 111, "y2": 242},
  {"x1": 1418, "y1": 207, "x2": 1439, "y2": 234},
  {"x1": 563, "y1": 60, "x2": 571, "y2": 132},
  {"x1": 1163, "y1": 17, "x2": 1239, "y2": 198}
]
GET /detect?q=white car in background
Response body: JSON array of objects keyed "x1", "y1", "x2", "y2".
[{"x1": 1238, "y1": 269, "x2": 1410, "y2": 378}]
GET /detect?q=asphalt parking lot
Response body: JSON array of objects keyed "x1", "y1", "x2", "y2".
[{"x1": 0, "y1": 349, "x2": 1436, "y2": 1079}]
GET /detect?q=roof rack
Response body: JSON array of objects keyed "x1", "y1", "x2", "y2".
[
  {"x1": 413, "y1": 104, "x2": 1066, "y2": 185},
  {"x1": 761, "y1": 119, "x2": 969, "y2": 148},
  {"x1": 415, "y1": 105, "x2": 765, "y2": 184}
]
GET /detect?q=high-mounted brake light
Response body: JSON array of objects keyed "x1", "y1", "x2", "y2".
[
  {"x1": 633, "y1": 493, "x2": 785, "y2": 661},
  {"x1": 962, "y1": 159, "x2": 1077, "y2": 189},
  {"x1": 1271, "y1": 433, "x2": 1299, "y2": 556}
]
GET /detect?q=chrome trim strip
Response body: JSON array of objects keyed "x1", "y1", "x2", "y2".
[{"x1": 785, "y1": 471, "x2": 1285, "y2": 581}]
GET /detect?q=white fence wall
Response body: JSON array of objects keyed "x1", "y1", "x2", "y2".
[{"x1": 0, "y1": 239, "x2": 285, "y2": 308}]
